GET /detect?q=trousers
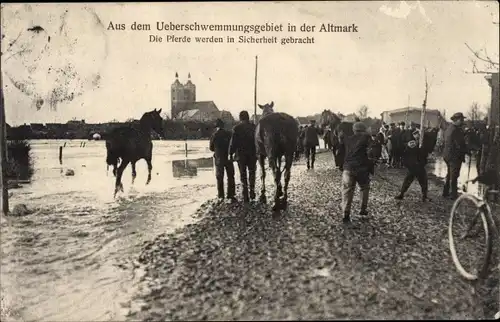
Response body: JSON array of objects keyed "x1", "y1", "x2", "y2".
[
  {"x1": 443, "y1": 160, "x2": 462, "y2": 197},
  {"x1": 341, "y1": 170, "x2": 370, "y2": 215},
  {"x1": 215, "y1": 161, "x2": 235, "y2": 199},
  {"x1": 237, "y1": 156, "x2": 257, "y2": 201},
  {"x1": 304, "y1": 145, "x2": 316, "y2": 168},
  {"x1": 400, "y1": 164, "x2": 428, "y2": 197}
]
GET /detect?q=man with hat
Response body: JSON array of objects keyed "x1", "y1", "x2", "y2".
[
  {"x1": 340, "y1": 121, "x2": 373, "y2": 224},
  {"x1": 442, "y1": 112, "x2": 469, "y2": 199},
  {"x1": 303, "y1": 119, "x2": 320, "y2": 169},
  {"x1": 395, "y1": 128, "x2": 431, "y2": 201},
  {"x1": 209, "y1": 118, "x2": 236, "y2": 203},
  {"x1": 229, "y1": 111, "x2": 257, "y2": 203}
]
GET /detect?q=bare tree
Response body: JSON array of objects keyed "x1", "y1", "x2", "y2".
[
  {"x1": 467, "y1": 101, "x2": 485, "y2": 121},
  {"x1": 464, "y1": 20, "x2": 499, "y2": 75},
  {"x1": 357, "y1": 105, "x2": 369, "y2": 120}
]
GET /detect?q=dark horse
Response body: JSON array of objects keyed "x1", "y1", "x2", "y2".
[
  {"x1": 105, "y1": 108, "x2": 164, "y2": 197},
  {"x1": 319, "y1": 109, "x2": 358, "y2": 170},
  {"x1": 255, "y1": 101, "x2": 299, "y2": 211}
]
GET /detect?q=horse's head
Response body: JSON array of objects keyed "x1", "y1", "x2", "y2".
[
  {"x1": 258, "y1": 101, "x2": 274, "y2": 116},
  {"x1": 140, "y1": 108, "x2": 164, "y2": 135},
  {"x1": 320, "y1": 109, "x2": 342, "y2": 128}
]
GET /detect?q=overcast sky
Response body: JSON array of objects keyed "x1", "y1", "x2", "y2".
[{"x1": 1, "y1": 1, "x2": 498, "y2": 125}]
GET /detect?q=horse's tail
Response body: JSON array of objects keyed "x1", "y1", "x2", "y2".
[{"x1": 105, "y1": 140, "x2": 119, "y2": 168}]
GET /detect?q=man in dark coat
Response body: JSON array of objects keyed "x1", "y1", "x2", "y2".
[
  {"x1": 210, "y1": 118, "x2": 236, "y2": 202},
  {"x1": 442, "y1": 112, "x2": 468, "y2": 199},
  {"x1": 388, "y1": 122, "x2": 402, "y2": 168},
  {"x1": 229, "y1": 111, "x2": 257, "y2": 203},
  {"x1": 303, "y1": 119, "x2": 320, "y2": 169},
  {"x1": 341, "y1": 122, "x2": 373, "y2": 224},
  {"x1": 394, "y1": 129, "x2": 431, "y2": 201}
]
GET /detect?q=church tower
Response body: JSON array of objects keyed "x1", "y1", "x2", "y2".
[
  {"x1": 171, "y1": 72, "x2": 186, "y2": 118},
  {"x1": 184, "y1": 72, "x2": 196, "y2": 103}
]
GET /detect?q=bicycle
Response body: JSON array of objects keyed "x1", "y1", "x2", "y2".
[{"x1": 448, "y1": 176, "x2": 500, "y2": 319}]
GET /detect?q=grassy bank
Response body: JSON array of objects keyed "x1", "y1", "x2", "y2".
[{"x1": 128, "y1": 151, "x2": 494, "y2": 320}]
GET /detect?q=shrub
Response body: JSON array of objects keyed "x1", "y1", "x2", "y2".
[{"x1": 6, "y1": 140, "x2": 34, "y2": 181}]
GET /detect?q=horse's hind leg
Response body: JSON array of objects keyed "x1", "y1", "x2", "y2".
[
  {"x1": 131, "y1": 161, "x2": 137, "y2": 185},
  {"x1": 269, "y1": 158, "x2": 281, "y2": 211},
  {"x1": 114, "y1": 159, "x2": 129, "y2": 198},
  {"x1": 282, "y1": 154, "x2": 293, "y2": 210},
  {"x1": 277, "y1": 156, "x2": 283, "y2": 197},
  {"x1": 258, "y1": 154, "x2": 267, "y2": 204},
  {"x1": 145, "y1": 158, "x2": 152, "y2": 185}
]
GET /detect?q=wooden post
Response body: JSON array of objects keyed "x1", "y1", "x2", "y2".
[
  {"x1": 254, "y1": 55, "x2": 258, "y2": 124},
  {"x1": 59, "y1": 146, "x2": 63, "y2": 164},
  {"x1": 404, "y1": 94, "x2": 410, "y2": 127},
  {"x1": 185, "y1": 140, "x2": 188, "y2": 157},
  {"x1": 419, "y1": 68, "x2": 429, "y2": 148},
  {"x1": 0, "y1": 67, "x2": 8, "y2": 215}
]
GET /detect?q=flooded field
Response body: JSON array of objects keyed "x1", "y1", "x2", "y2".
[{"x1": 0, "y1": 139, "x2": 220, "y2": 321}]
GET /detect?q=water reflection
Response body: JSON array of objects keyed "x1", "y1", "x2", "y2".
[
  {"x1": 430, "y1": 154, "x2": 480, "y2": 196},
  {"x1": 172, "y1": 157, "x2": 214, "y2": 178}
]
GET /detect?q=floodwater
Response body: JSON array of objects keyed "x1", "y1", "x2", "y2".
[
  {"x1": 0, "y1": 139, "x2": 219, "y2": 321},
  {"x1": 430, "y1": 153, "x2": 480, "y2": 197}
]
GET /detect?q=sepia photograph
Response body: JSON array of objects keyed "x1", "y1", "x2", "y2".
[{"x1": 1, "y1": 1, "x2": 499, "y2": 320}]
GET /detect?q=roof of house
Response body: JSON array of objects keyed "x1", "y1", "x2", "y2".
[
  {"x1": 177, "y1": 109, "x2": 200, "y2": 119},
  {"x1": 192, "y1": 101, "x2": 218, "y2": 113},
  {"x1": 381, "y1": 106, "x2": 441, "y2": 116},
  {"x1": 343, "y1": 113, "x2": 358, "y2": 122}
]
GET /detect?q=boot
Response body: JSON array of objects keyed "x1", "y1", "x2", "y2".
[
  {"x1": 343, "y1": 212, "x2": 351, "y2": 224},
  {"x1": 394, "y1": 193, "x2": 404, "y2": 200},
  {"x1": 242, "y1": 190, "x2": 250, "y2": 203}
]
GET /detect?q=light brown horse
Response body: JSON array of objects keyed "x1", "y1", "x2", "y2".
[{"x1": 255, "y1": 101, "x2": 299, "y2": 211}]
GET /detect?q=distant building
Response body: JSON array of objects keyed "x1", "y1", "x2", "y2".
[
  {"x1": 343, "y1": 113, "x2": 359, "y2": 122},
  {"x1": 380, "y1": 107, "x2": 443, "y2": 128},
  {"x1": 296, "y1": 117, "x2": 310, "y2": 126},
  {"x1": 171, "y1": 72, "x2": 233, "y2": 122}
]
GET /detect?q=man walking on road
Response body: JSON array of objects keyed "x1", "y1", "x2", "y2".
[
  {"x1": 341, "y1": 122, "x2": 373, "y2": 224},
  {"x1": 229, "y1": 111, "x2": 257, "y2": 203},
  {"x1": 442, "y1": 112, "x2": 469, "y2": 199},
  {"x1": 303, "y1": 119, "x2": 320, "y2": 169},
  {"x1": 394, "y1": 129, "x2": 431, "y2": 202},
  {"x1": 210, "y1": 118, "x2": 236, "y2": 203}
]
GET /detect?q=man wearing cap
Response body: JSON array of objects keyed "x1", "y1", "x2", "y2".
[
  {"x1": 395, "y1": 129, "x2": 431, "y2": 201},
  {"x1": 303, "y1": 119, "x2": 320, "y2": 169},
  {"x1": 229, "y1": 111, "x2": 257, "y2": 203},
  {"x1": 340, "y1": 121, "x2": 373, "y2": 224},
  {"x1": 442, "y1": 112, "x2": 469, "y2": 199},
  {"x1": 210, "y1": 118, "x2": 236, "y2": 203}
]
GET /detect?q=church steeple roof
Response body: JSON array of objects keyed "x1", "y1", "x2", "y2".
[
  {"x1": 185, "y1": 72, "x2": 195, "y2": 87},
  {"x1": 172, "y1": 71, "x2": 181, "y2": 87}
]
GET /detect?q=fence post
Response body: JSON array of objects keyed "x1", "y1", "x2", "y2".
[
  {"x1": 59, "y1": 146, "x2": 63, "y2": 165},
  {"x1": 0, "y1": 73, "x2": 8, "y2": 215},
  {"x1": 185, "y1": 140, "x2": 188, "y2": 157}
]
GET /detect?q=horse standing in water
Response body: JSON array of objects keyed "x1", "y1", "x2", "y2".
[
  {"x1": 255, "y1": 101, "x2": 299, "y2": 211},
  {"x1": 319, "y1": 109, "x2": 358, "y2": 170},
  {"x1": 106, "y1": 109, "x2": 164, "y2": 197}
]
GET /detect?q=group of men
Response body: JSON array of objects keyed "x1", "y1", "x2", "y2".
[
  {"x1": 341, "y1": 111, "x2": 470, "y2": 224},
  {"x1": 209, "y1": 109, "x2": 475, "y2": 224},
  {"x1": 209, "y1": 111, "x2": 257, "y2": 203}
]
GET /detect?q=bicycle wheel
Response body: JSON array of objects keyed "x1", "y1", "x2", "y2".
[{"x1": 449, "y1": 194, "x2": 493, "y2": 281}]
